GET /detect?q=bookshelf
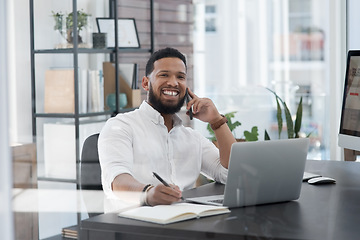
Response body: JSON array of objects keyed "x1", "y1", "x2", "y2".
[{"x1": 29, "y1": 0, "x2": 154, "y2": 184}]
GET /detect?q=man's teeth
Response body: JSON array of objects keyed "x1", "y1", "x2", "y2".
[{"x1": 163, "y1": 90, "x2": 178, "y2": 96}]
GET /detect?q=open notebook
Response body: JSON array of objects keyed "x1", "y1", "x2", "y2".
[
  {"x1": 118, "y1": 202, "x2": 230, "y2": 224},
  {"x1": 187, "y1": 138, "x2": 310, "y2": 208}
]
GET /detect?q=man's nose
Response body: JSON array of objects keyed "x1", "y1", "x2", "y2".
[{"x1": 167, "y1": 75, "x2": 179, "y2": 86}]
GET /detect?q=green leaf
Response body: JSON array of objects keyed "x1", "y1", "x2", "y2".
[
  {"x1": 227, "y1": 120, "x2": 241, "y2": 132},
  {"x1": 244, "y1": 126, "x2": 259, "y2": 142},
  {"x1": 266, "y1": 88, "x2": 285, "y2": 139},
  {"x1": 65, "y1": 10, "x2": 91, "y2": 32},
  {"x1": 282, "y1": 101, "x2": 294, "y2": 138},
  {"x1": 264, "y1": 129, "x2": 271, "y2": 140},
  {"x1": 266, "y1": 87, "x2": 294, "y2": 138},
  {"x1": 52, "y1": 11, "x2": 65, "y2": 33},
  {"x1": 224, "y1": 111, "x2": 237, "y2": 119},
  {"x1": 224, "y1": 112, "x2": 241, "y2": 132},
  {"x1": 275, "y1": 97, "x2": 283, "y2": 139},
  {"x1": 294, "y1": 97, "x2": 303, "y2": 138}
]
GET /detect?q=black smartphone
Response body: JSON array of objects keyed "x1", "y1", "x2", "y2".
[{"x1": 185, "y1": 88, "x2": 193, "y2": 120}]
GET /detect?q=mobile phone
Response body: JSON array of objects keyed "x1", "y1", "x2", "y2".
[{"x1": 185, "y1": 88, "x2": 193, "y2": 120}]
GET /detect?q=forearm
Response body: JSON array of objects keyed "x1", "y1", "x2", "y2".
[
  {"x1": 185, "y1": 88, "x2": 236, "y2": 168},
  {"x1": 112, "y1": 173, "x2": 145, "y2": 192},
  {"x1": 213, "y1": 123, "x2": 236, "y2": 168}
]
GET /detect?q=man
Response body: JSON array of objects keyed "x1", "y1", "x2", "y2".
[{"x1": 98, "y1": 47, "x2": 236, "y2": 206}]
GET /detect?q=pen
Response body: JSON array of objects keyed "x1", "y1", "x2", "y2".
[{"x1": 152, "y1": 172, "x2": 185, "y2": 200}]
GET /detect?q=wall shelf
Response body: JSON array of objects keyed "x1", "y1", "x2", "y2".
[
  {"x1": 29, "y1": 0, "x2": 154, "y2": 185},
  {"x1": 34, "y1": 48, "x2": 152, "y2": 54}
]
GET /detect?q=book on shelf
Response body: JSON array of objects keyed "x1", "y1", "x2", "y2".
[
  {"x1": 118, "y1": 202, "x2": 230, "y2": 225},
  {"x1": 80, "y1": 69, "x2": 88, "y2": 113},
  {"x1": 44, "y1": 68, "x2": 104, "y2": 114},
  {"x1": 88, "y1": 69, "x2": 104, "y2": 112},
  {"x1": 44, "y1": 69, "x2": 75, "y2": 113}
]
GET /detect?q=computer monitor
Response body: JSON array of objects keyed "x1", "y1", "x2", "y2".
[{"x1": 338, "y1": 50, "x2": 360, "y2": 151}]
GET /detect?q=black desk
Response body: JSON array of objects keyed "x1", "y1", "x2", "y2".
[{"x1": 80, "y1": 160, "x2": 360, "y2": 240}]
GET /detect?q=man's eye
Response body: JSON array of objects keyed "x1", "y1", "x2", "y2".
[{"x1": 160, "y1": 74, "x2": 168, "y2": 77}]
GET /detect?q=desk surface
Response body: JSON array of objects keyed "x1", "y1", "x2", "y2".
[{"x1": 80, "y1": 160, "x2": 360, "y2": 240}]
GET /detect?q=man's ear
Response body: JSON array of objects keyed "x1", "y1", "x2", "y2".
[{"x1": 142, "y1": 76, "x2": 150, "y2": 91}]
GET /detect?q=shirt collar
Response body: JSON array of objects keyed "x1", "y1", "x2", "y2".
[{"x1": 140, "y1": 101, "x2": 183, "y2": 127}]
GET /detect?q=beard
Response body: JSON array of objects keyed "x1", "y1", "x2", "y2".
[{"x1": 148, "y1": 84, "x2": 186, "y2": 114}]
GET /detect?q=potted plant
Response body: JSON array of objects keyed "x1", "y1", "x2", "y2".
[
  {"x1": 52, "y1": 10, "x2": 91, "y2": 48},
  {"x1": 265, "y1": 88, "x2": 308, "y2": 140},
  {"x1": 207, "y1": 88, "x2": 306, "y2": 146},
  {"x1": 207, "y1": 111, "x2": 259, "y2": 147}
]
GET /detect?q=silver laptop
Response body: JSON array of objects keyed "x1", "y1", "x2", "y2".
[{"x1": 187, "y1": 138, "x2": 310, "y2": 208}]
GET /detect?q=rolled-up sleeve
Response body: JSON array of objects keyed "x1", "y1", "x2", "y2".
[
  {"x1": 198, "y1": 133, "x2": 228, "y2": 184},
  {"x1": 98, "y1": 118, "x2": 134, "y2": 198}
]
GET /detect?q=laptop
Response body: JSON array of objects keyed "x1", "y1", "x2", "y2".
[{"x1": 187, "y1": 138, "x2": 310, "y2": 208}]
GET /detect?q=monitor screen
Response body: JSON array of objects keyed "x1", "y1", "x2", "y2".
[{"x1": 338, "y1": 50, "x2": 360, "y2": 151}]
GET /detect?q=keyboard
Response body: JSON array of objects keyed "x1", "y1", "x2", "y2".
[{"x1": 208, "y1": 198, "x2": 224, "y2": 204}]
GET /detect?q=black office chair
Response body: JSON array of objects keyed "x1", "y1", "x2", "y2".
[
  {"x1": 80, "y1": 133, "x2": 104, "y2": 217},
  {"x1": 80, "y1": 133, "x2": 102, "y2": 190}
]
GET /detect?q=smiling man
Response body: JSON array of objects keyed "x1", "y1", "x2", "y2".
[{"x1": 98, "y1": 47, "x2": 236, "y2": 206}]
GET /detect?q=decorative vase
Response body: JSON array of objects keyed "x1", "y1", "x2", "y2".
[{"x1": 106, "y1": 93, "x2": 128, "y2": 111}]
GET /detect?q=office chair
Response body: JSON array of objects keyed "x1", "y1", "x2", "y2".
[
  {"x1": 80, "y1": 133, "x2": 102, "y2": 190},
  {"x1": 80, "y1": 133, "x2": 103, "y2": 217}
]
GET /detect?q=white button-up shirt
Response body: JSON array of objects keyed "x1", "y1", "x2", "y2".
[{"x1": 98, "y1": 101, "x2": 228, "y2": 199}]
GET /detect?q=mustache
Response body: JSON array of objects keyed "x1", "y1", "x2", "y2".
[{"x1": 148, "y1": 85, "x2": 186, "y2": 114}]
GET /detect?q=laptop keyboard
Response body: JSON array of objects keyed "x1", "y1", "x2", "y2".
[{"x1": 209, "y1": 199, "x2": 224, "y2": 204}]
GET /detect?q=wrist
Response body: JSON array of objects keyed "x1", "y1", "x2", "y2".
[
  {"x1": 209, "y1": 114, "x2": 223, "y2": 125},
  {"x1": 141, "y1": 184, "x2": 154, "y2": 206},
  {"x1": 210, "y1": 114, "x2": 228, "y2": 131}
]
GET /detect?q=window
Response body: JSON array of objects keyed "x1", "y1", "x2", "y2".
[
  {"x1": 205, "y1": 3, "x2": 216, "y2": 32},
  {"x1": 194, "y1": 0, "x2": 336, "y2": 160}
]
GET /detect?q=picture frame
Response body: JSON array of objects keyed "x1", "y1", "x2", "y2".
[{"x1": 96, "y1": 18, "x2": 140, "y2": 48}]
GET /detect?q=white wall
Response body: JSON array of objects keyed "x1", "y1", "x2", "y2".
[
  {"x1": 1, "y1": 0, "x2": 14, "y2": 239},
  {"x1": 9, "y1": 0, "x2": 32, "y2": 144}
]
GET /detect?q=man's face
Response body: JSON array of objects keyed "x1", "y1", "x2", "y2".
[{"x1": 143, "y1": 57, "x2": 187, "y2": 114}]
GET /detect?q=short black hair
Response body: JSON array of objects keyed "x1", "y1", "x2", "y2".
[{"x1": 145, "y1": 47, "x2": 187, "y2": 76}]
